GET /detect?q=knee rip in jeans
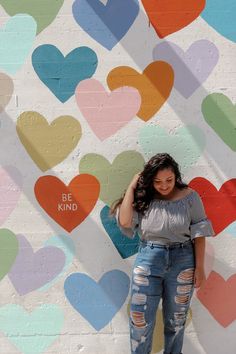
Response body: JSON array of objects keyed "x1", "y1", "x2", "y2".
[
  {"x1": 175, "y1": 269, "x2": 194, "y2": 305},
  {"x1": 177, "y1": 268, "x2": 194, "y2": 284},
  {"x1": 130, "y1": 311, "x2": 147, "y2": 328},
  {"x1": 133, "y1": 265, "x2": 150, "y2": 287},
  {"x1": 131, "y1": 292, "x2": 147, "y2": 305}
]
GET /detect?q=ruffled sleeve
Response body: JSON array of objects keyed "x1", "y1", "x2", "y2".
[
  {"x1": 115, "y1": 207, "x2": 139, "y2": 239},
  {"x1": 189, "y1": 191, "x2": 215, "y2": 240}
]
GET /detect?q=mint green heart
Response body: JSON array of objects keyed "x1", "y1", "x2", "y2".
[
  {"x1": 0, "y1": 0, "x2": 64, "y2": 34},
  {"x1": 0, "y1": 14, "x2": 36, "y2": 74},
  {"x1": 79, "y1": 151, "x2": 145, "y2": 206},
  {"x1": 0, "y1": 229, "x2": 18, "y2": 281},
  {"x1": 139, "y1": 125, "x2": 205, "y2": 171},
  {"x1": 0, "y1": 304, "x2": 64, "y2": 354},
  {"x1": 202, "y1": 93, "x2": 236, "y2": 151}
]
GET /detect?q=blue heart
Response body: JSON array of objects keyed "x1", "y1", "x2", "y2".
[
  {"x1": 64, "y1": 270, "x2": 130, "y2": 331},
  {"x1": 32, "y1": 45, "x2": 98, "y2": 102},
  {"x1": 101, "y1": 205, "x2": 139, "y2": 259},
  {"x1": 72, "y1": 0, "x2": 139, "y2": 50},
  {"x1": 201, "y1": 0, "x2": 236, "y2": 43}
]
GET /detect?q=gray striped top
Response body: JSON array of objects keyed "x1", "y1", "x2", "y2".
[{"x1": 116, "y1": 190, "x2": 215, "y2": 244}]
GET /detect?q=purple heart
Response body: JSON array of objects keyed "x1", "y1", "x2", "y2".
[
  {"x1": 153, "y1": 40, "x2": 219, "y2": 98},
  {"x1": 8, "y1": 235, "x2": 66, "y2": 295}
]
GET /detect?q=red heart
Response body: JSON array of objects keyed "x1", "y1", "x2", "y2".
[
  {"x1": 141, "y1": 0, "x2": 205, "y2": 38},
  {"x1": 197, "y1": 271, "x2": 236, "y2": 327},
  {"x1": 189, "y1": 177, "x2": 236, "y2": 235},
  {"x1": 35, "y1": 174, "x2": 100, "y2": 232}
]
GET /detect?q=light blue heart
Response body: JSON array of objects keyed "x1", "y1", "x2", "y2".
[
  {"x1": 139, "y1": 124, "x2": 205, "y2": 171},
  {"x1": 224, "y1": 222, "x2": 236, "y2": 237},
  {"x1": 201, "y1": 0, "x2": 236, "y2": 43},
  {"x1": 0, "y1": 304, "x2": 64, "y2": 354},
  {"x1": 100, "y1": 205, "x2": 139, "y2": 259},
  {"x1": 32, "y1": 45, "x2": 98, "y2": 102},
  {"x1": 64, "y1": 270, "x2": 130, "y2": 330},
  {"x1": 39, "y1": 234, "x2": 76, "y2": 291},
  {"x1": 0, "y1": 14, "x2": 36, "y2": 74},
  {"x1": 72, "y1": 0, "x2": 139, "y2": 50}
]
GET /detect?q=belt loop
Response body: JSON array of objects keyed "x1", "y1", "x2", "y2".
[
  {"x1": 150, "y1": 243, "x2": 154, "y2": 249},
  {"x1": 181, "y1": 243, "x2": 184, "y2": 248}
]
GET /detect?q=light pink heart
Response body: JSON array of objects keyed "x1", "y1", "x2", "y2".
[
  {"x1": 75, "y1": 78, "x2": 141, "y2": 140},
  {"x1": 0, "y1": 166, "x2": 22, "y2": 225}
]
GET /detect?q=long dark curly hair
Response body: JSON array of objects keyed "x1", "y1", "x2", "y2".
[{"x1": 110, "y1": 152, "x2": 188, "y2": 215}]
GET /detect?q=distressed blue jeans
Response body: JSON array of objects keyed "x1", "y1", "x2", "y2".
[{"x1": 129, "y1": 239, "x2": 195, "y2": 354}]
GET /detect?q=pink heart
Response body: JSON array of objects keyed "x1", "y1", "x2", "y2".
[
  {"x1": 0, "y1": 166, "x2": 22, "y2": 225},
  {"x1": 153, "y1": 40, "x2": 219, "y2": 98},
  {"x1": 75, "y1": 78, "x2": 141, "y2": 140}
]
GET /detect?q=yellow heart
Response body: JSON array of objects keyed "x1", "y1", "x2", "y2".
[{"x1": 16, "y1": 112, "x2": 82, "y2": 171}]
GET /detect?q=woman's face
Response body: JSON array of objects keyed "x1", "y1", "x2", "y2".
[{"x1": 153, "y1": 168, "x2": 176, "y2": 196}]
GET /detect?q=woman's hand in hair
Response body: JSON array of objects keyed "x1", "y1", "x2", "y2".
[{"x1": 128, "y1": 173, "x2": 141, "y2": 191}]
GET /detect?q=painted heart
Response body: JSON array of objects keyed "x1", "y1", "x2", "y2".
[
  {"x1": 0, "y1": 166, "x2": 22, "y2": 225},
  {"x1": 197, "y1": 271, "x2": 236, "y2": 327},
  {"x1": 72, "y1": 0, "x2": 139, "y2": 50},
  {"x1": 79, "y1": 151, "x2": 145, "y2": 206},
  {"x1": 0, "y1": 304, "x2": 64, "y2": 354},
  {"x1": 64, "y1": 270, "x2": 130, "y2": 330},
  {"x1": 0, "y1": 73, "x2": 14, "y2": 112},
  {"x1": 0, "y1": 14, "x2": 36, "y2": 74},
  {"x1": 202, "y1": 93, "x2": 236, "y2": 151},
  {"x1": 75, "y1": 79, "x2": 141, "y2": 140},
  {"x1": 0, "y1": 229, "x2": 18, "y2": 281},
  {"x1": 40, "y1": 234, "x2": 76, "y2": 291},
  {"x1": 16, "y1": 112, "x2": 82, "y2": 171},
  {"x1": 224, "y1": 222, "x2": 236, "y2": 237},
  {"x1": 100, "y1": 205, "x2": 139, "y2": 259},
  {"x1": 189, "y1": 177, "x2": 236, "y2": 235},
  {"x1": 139, "y1": 124, "x2": 205, "y2": 171},
  {"x1": 201, "y1": 0, "x2": 236, "y2": 43},
  {"x1": 8, "y1": 235, "x2": 66, "y2": 295},
  {"x1": 32, "y1": 45, "x2": 98, "y2": 102},
  {"x1": 141, "y1": 0, "x2": 205, "y2": 38},
  {"x1": 34, "y1": 174, "x2": 100, "y2": 232},
  {"x1": 107, "y1": 61, "x2": 174, "y2": 121},
  {"x1": 0, "y1": 0, "x2": 64, "y2": 34},
  {"x1": 153, "y1": 40, "x2": 219, "y2": 98}
]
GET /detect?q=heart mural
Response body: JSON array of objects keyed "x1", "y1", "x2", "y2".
[
  {"x1": 0, "y1": 229, "x2": 18, "y2": 281},
  {"x1": 107, "y1": 61, "x2": 174, "y2": 121},
  {"x1": 32, "y1": 45, "x2": 98, "y2": 102},
  {"x1": 72, "y1": 0, "x2": 139, "y2": 50},
  {"x1": 79, "y1": 151, "x2": 145, "y2": 206},
  {"x1": 75, "y1": 79, "x2": 141, "y2": 140},
  {"x1": 16, "y1": 112, "x2": 82, "y2": 172},
  {"x1": 153, "y1": 40, "x2": 219, "y2": 98},
  {"x1": 189, "y1": 177, "x2": 236, "y2": 235},
  {"x1": 0, "y1": 73, "x2": 14, "y2": 112},
  {"x1": 64, "y1": 270, "x2": 130, "y2": 330},
  {"x1": 141, "y1": 0, "x2": 205, "y2": 38},
  {"x1": 0, "y1": 0, "x2": 64, "y2": 34},
  {"x1": 0, "y1": 14, "x2": 36, "y2": 74},
  {"x1": 202, "y1": 93, "x2": 236, "y2": 151},
  {"x1": 8, "y1": 234, "x2": 66, "y2": 295},
  {"x1": 34, "y1": 174, "x2": 100, "y2": 232}
]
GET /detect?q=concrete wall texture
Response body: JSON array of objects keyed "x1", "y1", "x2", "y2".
[{"x1": 0, "y1": 1, "x2": 235, "y2": 353}]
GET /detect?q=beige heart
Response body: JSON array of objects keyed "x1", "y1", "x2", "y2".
[
  {"x1": 16, "y1": 112, "x2": 82, "y2": 171},
  {"x1": 0, "y1": 73, "x2": 14, "y2": 112}
]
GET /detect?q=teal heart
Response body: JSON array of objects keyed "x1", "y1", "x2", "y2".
[
  {"x1": 0, "y1": 14, "x2": 36, "y2": 74},
  {"x1": 32, "y1": 45, "x2": 98, "y2": 102},
  {"x1": 0, "y1": 304, "x2": 64, "y2": 354},
  {"x1": 100, "y1": 205, "x2": 139, "y2": 259},
  {"x1": 0, "y1": 0, "x2": 64, "y2": 34},
  {"x1": 139, "y1": 124, "x2": 205, "y2": 171}
]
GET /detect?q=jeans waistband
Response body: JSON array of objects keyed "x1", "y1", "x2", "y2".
[{"x1": 140, "y1": 239, "x2": 192, "y2": 249}]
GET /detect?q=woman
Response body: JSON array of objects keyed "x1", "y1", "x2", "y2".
[{"x1": 111, "y1": 153, "x2": 214, "y2": 354}]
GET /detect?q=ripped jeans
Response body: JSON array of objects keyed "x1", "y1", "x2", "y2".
[{"x1": 129, "y1": 239, "x2": 195, "y2": 354}]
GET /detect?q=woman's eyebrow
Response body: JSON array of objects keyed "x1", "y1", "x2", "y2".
[{"x1": 154, "y1": 177, "x2": 173, "y2": 181}]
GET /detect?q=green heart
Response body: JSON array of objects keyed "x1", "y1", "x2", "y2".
[
  {"x1": 0, "y1": 229, "x2": 18, "y2": 281},
  {"x1": 0, "y1": 0, "x2": 64, "y2": 34},
  {"x1": 0, "y1": 304, "x2": 64, "y2": 354},
  {"x1": 79, "y1": 151, "x2": 145, "y2": 206},
  {"x1": 139, "y1": 124, "x2": 205, "y2": 171},
  {"x1": 202, "y1": 93, "x2": 236, "y2": 151}
]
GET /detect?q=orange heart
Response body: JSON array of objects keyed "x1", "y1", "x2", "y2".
[
  {"x1": 197, "y1": 271, "x2": 236, "y2": 327},
  {"x1": 107, "y1": 61, "x2": 174, "y2": 121},
  {"x1": 35, "y1": 174, "x2": 100, "y2": 232},
  {"x1": 142, "y1": 0, "x2": 205, "y2": 38}
]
